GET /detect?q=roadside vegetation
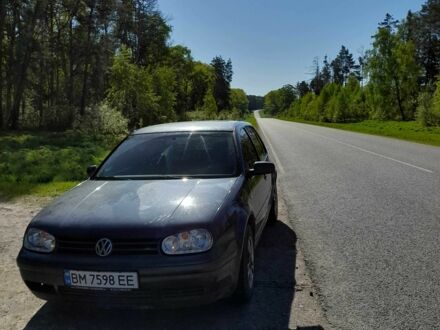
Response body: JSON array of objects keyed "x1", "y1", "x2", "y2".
[
  {"x1": 0, "y1": 0, "x2": 257, "y2": 133},
  {"x1": 0, "y1": 131, "x2": 120, "y2": 200},
  {"x1": 0, "y1": 0, "x2": 266, "y2": 200},
  {"x1": 277, "y1": 118, "x2": 440, "y2": 146},
  {"x1": 264, "y1": 1, "x2": 440, "y2": 145},
  {"x1": 244, "y1": 112, "x2": 257, "y2": 128}
]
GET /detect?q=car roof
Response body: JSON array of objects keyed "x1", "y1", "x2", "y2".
[{"x1": 132, "y1": 120, "x2": 251, "y2": 134}]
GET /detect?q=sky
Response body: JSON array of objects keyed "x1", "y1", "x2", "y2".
[{"x1": 158, "y1": 0, "x2": 426, "y2": 96}]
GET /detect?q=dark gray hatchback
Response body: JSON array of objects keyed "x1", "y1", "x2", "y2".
[{"x1": 17, "y1": 120, "x2": 277, "y2": 307}]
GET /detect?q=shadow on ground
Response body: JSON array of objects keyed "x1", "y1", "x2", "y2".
[{"x1": 25, "y1": 221, "x2": 300, "y2": 329}]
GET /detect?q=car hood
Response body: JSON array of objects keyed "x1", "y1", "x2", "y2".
[{"x1": 31, "y1": 177, "x2": 239, "y2": 239}]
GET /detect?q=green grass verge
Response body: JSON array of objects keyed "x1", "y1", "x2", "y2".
[
  {"x1": 278, "y1": 117, "x2": 440, "y2": 147},
  {"x1": 0, "y1": 181, "x2": 80, "y2": 200},
  {"x1": 244, "y1": 112, "x2": 258, "y2": 128},
  {"x1": 0, "y1": 131, "x2": 119, "y2": 200}
]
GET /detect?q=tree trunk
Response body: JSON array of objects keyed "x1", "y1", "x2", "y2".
[
  {"x1": 393, "y1": 75, "x2": 405, "y2": 121},
  {"x1": 0, "y1": 0, "x2": 6, "y2": 129},
  {"x1": 79, "y1": 2, "x2": 95, "y2": 116},
  {"x1": 10, "y1": 0, "x2": 47, "y2": 130},
  {"x1": 5, "y1": 1, "x2": 18, "y2": 128}
]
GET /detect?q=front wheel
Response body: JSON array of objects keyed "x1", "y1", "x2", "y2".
[{"x1": 233, "y1": 227, "x2": 255, "y2": 303}]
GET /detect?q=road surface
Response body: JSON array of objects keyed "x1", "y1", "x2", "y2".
[{"x1": 255, "y1": 111, "x2": 440, "y2": 329}]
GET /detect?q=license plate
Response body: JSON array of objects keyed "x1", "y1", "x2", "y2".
[{"x1": 64, "y1": 270, "x2": 139, "y2": 290}]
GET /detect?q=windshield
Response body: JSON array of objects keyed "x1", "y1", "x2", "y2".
[{"x1": 95, "y1": 131, "x2": 237, "y2": 179}]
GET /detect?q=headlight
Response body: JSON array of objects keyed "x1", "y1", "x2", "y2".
[
  {"x1": 161, "y1": 229, "x2": 213, "y2": 255},
  {"x1": 24, "y1": 228, "x2": 55, "y2": 253}
]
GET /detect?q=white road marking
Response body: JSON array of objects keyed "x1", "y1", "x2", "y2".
[
  {"x1": 290, "y1": 124, "x2": 434, "y2": 174},
  {"x1": 255, "y1": 113, "x2": 285, "y2": 174}
]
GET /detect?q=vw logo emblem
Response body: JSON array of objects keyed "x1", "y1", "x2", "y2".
[{"x1": 95, "y1": 238, "x2": 112, "y2": 257}]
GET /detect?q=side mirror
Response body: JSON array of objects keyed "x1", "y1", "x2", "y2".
[
  {"x1": 87, "y1": 165, "x2": 97, "y2": 177},
  {"x1": 248, "y1": 161, "x2": 275, "y2": 177}
]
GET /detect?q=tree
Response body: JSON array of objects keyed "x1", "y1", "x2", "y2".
[
  {"x1": 295, "y1": 81, "x2": 311, "y2": 98},
  {"x1": 402, "y1": 1, "x2": 440, "y2": 85},
  {"x1": 247, "y1": 95, "x2": 264, "y2": 110},
  {"x1": 416, "y1": 76, "x2": 440, "y2": 126},
  {"x1": 106, "y1": 47, "x2": 158, "y2": 129},
  {"x1": 164, "y1": 45, "x2": 194, "y2": 118},
  {"x1": 9, "y1": 0, "x2": 48, "y2": 129},
  {"x1": 202, "y1": 89, "x2": 217, "y2": 119},
  {"x1": 310, "y1": 57, "x2": 323, "y2": 94},
  {"x1": 211, "y1": 56, "x2": 233, "y2": 111},
  {"x1": 230, "y1": 88, "x2": 249, "y2": 116},
  {"x1": 331, "y1": 46, "x2": 356, "y2": 85},
  {"x1": 189, "y1": 62, "x2": 215, "y2": 111},
  {"x1": 366, "y1": 14, "x2": 421, "y2": 120},
  {"x1": 263, "y1": 85, "x2": 296, "y2": 115},
  {"x1": 116, "y1": 0, "x2": 170, "y2": 66},
  {"x1": 321, "y1": 56, "x2": 332, "y2": 85}
]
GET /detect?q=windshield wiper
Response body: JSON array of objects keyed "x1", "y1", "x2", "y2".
[
  {"x1": 93, "y1": 176, "x2": 120, "y2": 180},
  {"x1": 95, "y1": 174, "x2": 186, "y2": 180}
]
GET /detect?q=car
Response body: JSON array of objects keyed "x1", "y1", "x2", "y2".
[{"x1": 16, "y1": 120, "x2": 278, "y2": 308}]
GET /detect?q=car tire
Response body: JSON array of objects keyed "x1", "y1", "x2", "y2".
[
  {"x1": 233, "y1": 226, "x2": 255, "y2": 303},
  {"x1": 267, "y1": 186, "x2": 278, "y2": 225}
]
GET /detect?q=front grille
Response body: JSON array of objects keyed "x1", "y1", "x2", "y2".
[{"x1": 56, "y1": 238, "x2": 159, "y2": 255}]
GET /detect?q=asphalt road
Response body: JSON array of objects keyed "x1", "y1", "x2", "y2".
[{"x1": 255, "y1": 111, "x2": 440, "y2": 329}]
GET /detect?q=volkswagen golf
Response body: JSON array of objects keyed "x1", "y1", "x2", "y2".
[{"x1": 16, "y1": 120, "x2": 277, "y2": 307}]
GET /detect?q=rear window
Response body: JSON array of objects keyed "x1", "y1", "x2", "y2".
[{"x1": 95, "y1": 132, "x2": 237, "y2": 178}]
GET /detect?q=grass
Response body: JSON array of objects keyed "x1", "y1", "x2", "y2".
[
  {"x1": 0, "y1": 131, "x2": 118, "y2": 200},
  {"x1": 0, "y1": 181, "x2": 80, "y2": 200},
  {"x1": 244, "y1": 112, "x2": 258, "y2": 128},
  {"x1": 277, "y1": 116, "x2": 440, "y2": 147}
]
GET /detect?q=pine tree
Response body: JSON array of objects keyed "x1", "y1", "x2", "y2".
[{"x1": 211, "y1": 56, "x2": 233, "y2": 111}]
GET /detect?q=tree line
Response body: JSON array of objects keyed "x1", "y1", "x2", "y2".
[
  {"x1": 264, "y1": 0, "x2": 440, "y2": 127},
  {"x1": 0, "y1": 0, "x2": 249, "y2": 132}
]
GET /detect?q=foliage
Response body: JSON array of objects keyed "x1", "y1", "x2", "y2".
[
  {"x1": 106, "y1": 47, "x2": 159, "y2": 128},
  {"x1": 286, "y1": 78, "x2": 368, "y2": 123},
  {"x1": 431, "y1": 80, "x2": 440, "y2": 125},
  {"x1": 211, "y1": 56, "x2": 233, "y2": 111},
  {"x1": 417, "y1": 78, "x2": 440, "y2": 127},
  {"x1": 189, "y1": 62, "x2": 215, "y2": 111},
  {"x1": 0, "y1": 131, "x2": 117, "y2": 199},
  {"x1": 263, "y1": 85, "x2": 296, "y2": 115},
  {"x1": 265, "y1": 4, "x2": 437, "y2": 127},
  {"x1": 247, "y1": 95, "x2": 264, "y2": 110},
  {"x1": 201, "y1": 90, "x2": 218, "y2": 119},
  {"x1": 403, "y1": 2, "x2": 440, "y2": 85},
  {"x1": 231, "y1": 88, "x2": 249, "y2": 116},
  {"x1": 277, "y1": 117, "x2": 440, "y2": 147},
  {"x1": 186, "y1": 109, "x2": 241, "y2": 121},
  {"x1": 244, "y1": 112, "x2": 257, "y2": 128},
  {"x1": 366, "y1": 14, "x2": 421, "y2": 121},
  {"x1": 331, "y1": 46, "x2": 359, "y2": 84},
  {"x1": 73, "y1": 103, "x2": 128, "y2": 137},
  {"x1": 0, "y1": 181, "x2": 79, "y2": 201},
  {"x1": 0, "y1": 0, "x2": 241, "y2": 132}
]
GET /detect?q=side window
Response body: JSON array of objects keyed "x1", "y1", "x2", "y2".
[
  {"x1": 245, "y1": 127, "x2": 267, "y2": 160},
  {"x1": 239, "y1": 128, "x2": 259, "y2": 169}
]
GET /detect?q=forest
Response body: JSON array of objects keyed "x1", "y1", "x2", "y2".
[
  {"x1": 0, "y1": 0, "x2": 250, "y2": 134},
  {"x1": 264, "y1": 0, "x2": 440, "y2": 128}
]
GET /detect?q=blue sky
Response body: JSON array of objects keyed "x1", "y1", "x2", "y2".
[{"x1": 158, "y1": 0, "x2": 425, "y2": 96}]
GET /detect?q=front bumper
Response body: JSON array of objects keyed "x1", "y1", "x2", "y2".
[{"x1": 16, "y1": 247, "x2": 240, "y2": 308}]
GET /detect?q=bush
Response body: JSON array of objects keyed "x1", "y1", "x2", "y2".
[
  {"x1": 73, "y1": 102, "x2": 128, "y2": 137},
  {"x1": 186, "y1": 108, "x2": 241, "y2": 121},
  {"x1": 416, "y1": 91, "x2": 440, "y2": 126}
]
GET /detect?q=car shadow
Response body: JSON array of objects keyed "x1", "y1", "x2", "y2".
[{"x1": 25, "y1": 221, "x2": 298, "y2": 329}]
